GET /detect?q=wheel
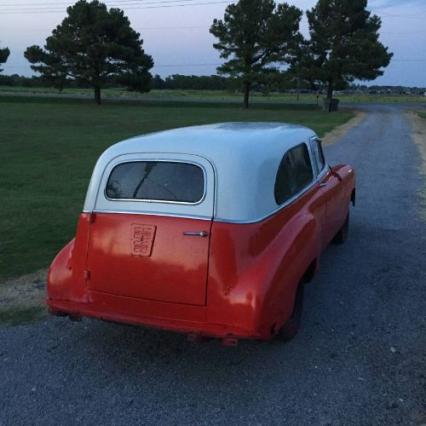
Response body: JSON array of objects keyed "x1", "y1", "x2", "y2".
[
  {"x1": 277, "y1": 284, "x2": 304, "y2": 342},
  {"x1": 333, "y1": 211, "x2": 349, "y2": 245}
]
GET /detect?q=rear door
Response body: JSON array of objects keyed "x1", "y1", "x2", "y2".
[{"x1": 86, "y1": 153, "x2": 215, "y2": 306}]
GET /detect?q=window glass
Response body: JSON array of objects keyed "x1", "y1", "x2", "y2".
[
  {"x1": 314, "y1": 139, "x2": 326, "y2": 172},
  {"x1": 106, "y1": 161, "x2": 204, "y2": 203},
  {"x1": 274, "y1": 144, "x2": 314, "y2": 205}
]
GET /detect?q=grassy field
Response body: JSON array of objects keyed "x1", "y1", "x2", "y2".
[
  {"x1": 1, "y1": 86, "x2": 426, "y2": 104},
  {"x1": 0, "y1": 96, "x2": 354, "y2": 280}
]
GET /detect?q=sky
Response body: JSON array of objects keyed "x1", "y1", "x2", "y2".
[{"x1": 0, "y1": 0, "x2": 425, "y2": 87}]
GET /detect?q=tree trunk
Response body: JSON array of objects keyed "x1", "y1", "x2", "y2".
[
  {"x1": 243, "y1": 81, "x2": 251, "y2": 109},
  {"x1": 326, "y1": 80, "x2": 334, "y2": 112},
  {"x1": 296, "y1": 76, "x2": 301, "y2": 102},
  {"x1": 94, "y1": 86, "x2": 101, "y2": 105}
]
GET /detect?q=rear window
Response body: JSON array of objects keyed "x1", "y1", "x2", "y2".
[
  {"x1": 274, "y1": 144, "x2": 314, "y2": 205},
  {"x1": 106, "y1": 161, "x2": 204, "y2": 203}
]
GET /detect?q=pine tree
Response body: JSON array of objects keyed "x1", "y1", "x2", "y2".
[
  {"x1": 210, "y1": 0, "x2": 303, "y2": 108},
  {"x1": 304, "y1": 0, "x2": 392, "y2": 109},
  {"x1": 25, "y1": 0, "x2": 153, "y2": 104}
]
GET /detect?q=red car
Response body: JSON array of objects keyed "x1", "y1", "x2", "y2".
[{"x1": 48, "y1": 123, "x2": 356, "y2": 344}]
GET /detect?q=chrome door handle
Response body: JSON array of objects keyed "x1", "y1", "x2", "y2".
[
  {"x1": 183, "y1": 231, "x2": 209, "y2": 238},
  {"x1": 319, "y1": 183, "x2": 328, "y2": 188}
]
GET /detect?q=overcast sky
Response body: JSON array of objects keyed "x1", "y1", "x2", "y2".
[{"x1": 0, "y1": 0, "x2": 425, "y2": 86}]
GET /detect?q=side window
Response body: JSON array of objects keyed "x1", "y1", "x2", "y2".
[
  {"x1": 106, "y1": 161, "x2": 204, "y2": 203},
  {"x1": 313, "y1": 138, "x2": 326, "y2": 172},
  {"x1": 274, "y1": 144, "x2": 314, "y2": 205}
]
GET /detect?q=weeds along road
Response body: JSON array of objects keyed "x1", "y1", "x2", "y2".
[{"x1": 1, "y1": 104, "x2": 425, "y2": 426}]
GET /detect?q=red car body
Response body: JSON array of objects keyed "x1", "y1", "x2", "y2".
[{"x1": 47, "y1": 123, "x2": 355, "y2": 342}]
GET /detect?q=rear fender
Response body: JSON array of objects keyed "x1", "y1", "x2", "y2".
[
  {"x1": 207, "y1": 211, "x2": 321, "y2": 339},
  {"x1": 47, "y1": 239, "x2": 75, "y2": 302},
  {"x1": 47, "y1": 213, "x2": 92, "y2": 304},
  {"x1": 256, "y1": 213, "x2": 321, "y2": 335}
]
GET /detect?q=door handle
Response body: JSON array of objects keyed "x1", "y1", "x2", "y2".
[
  {"x1": 319, "y1": 183, "x2": 328, "y2": 188},
  {"x1": 183, "y1": 231, "x2": 209, "y2": 238}
]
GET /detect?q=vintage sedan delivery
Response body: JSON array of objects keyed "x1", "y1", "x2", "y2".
[{"x1": 48, "y1": 123, "x2": 356, "y2": 343}]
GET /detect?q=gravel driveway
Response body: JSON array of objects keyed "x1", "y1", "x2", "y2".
[{"x1": 1, "y1": 104, "x2": 425, "y2": 426}]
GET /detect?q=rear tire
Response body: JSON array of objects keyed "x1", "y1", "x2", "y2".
[
  {"x1": 333, "y1": 211, "x2": 349, "y2": 245},
  {"x1": 277, "y1": 284, "x2": 304, "y2": 342}
]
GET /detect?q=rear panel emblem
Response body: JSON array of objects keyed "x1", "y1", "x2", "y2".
[{"x1": 131, "y1": 224, "x2": 157, "y2": 257}]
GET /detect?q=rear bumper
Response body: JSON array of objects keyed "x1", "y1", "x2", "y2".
[{"x1": 47, "y1": 291, "x2": 264, "y2": 341}]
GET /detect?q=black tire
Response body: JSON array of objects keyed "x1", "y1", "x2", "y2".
[
  {"x1": 277, "y1": 284, "x2": 304, "y2": 342},
  {"x1": 333, "y1": 211, "x2": 349, "y2": 245}
]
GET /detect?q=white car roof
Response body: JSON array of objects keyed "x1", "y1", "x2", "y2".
[{"x1": 83, "y1": 122, "x2": 318, "y2": 223}]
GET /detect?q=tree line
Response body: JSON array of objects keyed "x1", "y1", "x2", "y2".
[
  {"x1": 0, "y1": 72, "x2": 306, "y2": 92},
  {"x1": 0, "y1": 0, "x2": 392, "y2": 109}
]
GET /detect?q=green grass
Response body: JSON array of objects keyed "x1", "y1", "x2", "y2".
[
  {"x1": 0, "y1": 95, "x2": 353, "y2": 280},
  {"x1": 0, "y1": 306, "x2": 46, "y2": 326},
  {"x1": 419, "y1": 112, "x2": 426, "y2": 119},
  {"x1": 1, "y1": 86, "x2": 426, "y2": 104}
]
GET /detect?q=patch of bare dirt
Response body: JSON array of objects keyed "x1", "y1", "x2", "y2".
[
  {"x1": 0, "y1": 269, "x2": 47, "y2": 311},
  {"x1": 323, "y1": 110, "x2": 366, "y2": 145}
]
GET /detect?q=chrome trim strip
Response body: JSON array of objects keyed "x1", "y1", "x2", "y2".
[
  {"x1": 88, "y1": 209, "x2": 212, "y2": 221},
  {"x1": 309, "y1": 136, "x2": 328, "y2": 178},
  {"x1": 316, "y1": 165, "x2": 329, "y2": 181},
  {"x1": 183, "y1": 231, "x2": 209, "y2": 237}
]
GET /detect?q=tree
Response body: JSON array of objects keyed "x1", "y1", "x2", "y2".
[
  {"x1": 210, "y1": 0, "x2": 303, "y2": 108},
  {"x1": 25, "y1": 0, "x2": 153, "y2": 104},
  {"x1": 303, "y1": 0, "x2": 392, "y2": 107},
  {"x1": 289, "y1": 40, "x2": 319, "y2": 92},
  {"x1": 152, "y1": 74, "x2": 165, "y2": 90},
  {"x1": 25, "y1": 45, "x2": 69, "y2": 92},
  {"x1": 0, "y1": 46, "x2": 10, "y2": 73}
]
